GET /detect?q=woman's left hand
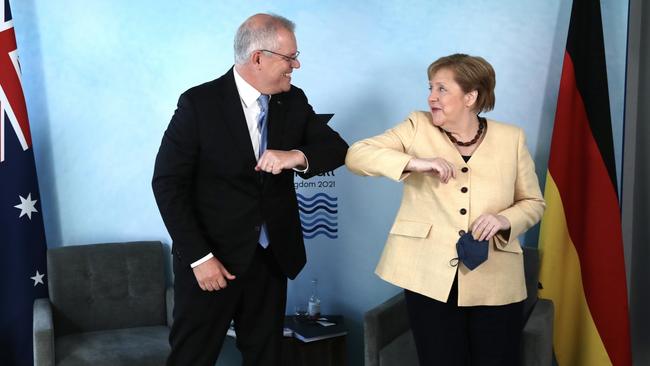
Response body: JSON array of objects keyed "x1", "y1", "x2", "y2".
[{"x1": 471, "y1": 214, "x2": 511, "y2": 241}]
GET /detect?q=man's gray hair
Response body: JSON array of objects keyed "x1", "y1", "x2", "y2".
[{"x1": 234, "y1": 14, "x2": 295, "y2": 65}]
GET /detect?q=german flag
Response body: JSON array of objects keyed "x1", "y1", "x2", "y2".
[{"x1": 538, "y1": 0, "x2": 632, "y2": 365}]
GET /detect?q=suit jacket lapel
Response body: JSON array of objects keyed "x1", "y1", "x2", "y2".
[
  {"x1": 217, "y1": 68, "x2": 257, "y2": 166},
  {"x1": 259, "y1": 93, "x2": 289, "y2": 189},
  {"x1": 267, "y1": 93, "x2": 287, "y2": 151}
]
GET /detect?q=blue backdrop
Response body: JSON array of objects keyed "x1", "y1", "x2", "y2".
[{"x1": 13, "y1": 1, "x2": 628, "y2": 364}]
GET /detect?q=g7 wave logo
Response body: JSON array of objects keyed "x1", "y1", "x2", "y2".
[{"x1": 297, "y1": 193, "x2": 338, "y2": 239}]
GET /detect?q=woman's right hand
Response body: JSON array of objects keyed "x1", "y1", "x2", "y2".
[{"x1": 405, "y1": 157, "x2": 456, "y2": 183}]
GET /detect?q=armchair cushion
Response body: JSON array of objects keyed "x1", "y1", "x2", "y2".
[{"x1": 55, "y1": 326, "x2": 170, "y2": 366}]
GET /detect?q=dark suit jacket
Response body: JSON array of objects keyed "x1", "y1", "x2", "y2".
[{"x1": 152, "y1": 68, "x2": 348, "y2": 279}]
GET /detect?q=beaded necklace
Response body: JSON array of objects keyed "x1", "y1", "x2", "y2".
[{"x1": 439, "y1": 117, "x2": 487, "y2": 147}]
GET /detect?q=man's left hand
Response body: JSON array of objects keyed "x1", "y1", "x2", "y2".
[{"x1": 255, "y1": 150, "x2": 306, "y2": 174}]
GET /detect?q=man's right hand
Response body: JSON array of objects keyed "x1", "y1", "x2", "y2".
[{"x1": 192, "y1": 257, "x2": 236, "y2": 291}]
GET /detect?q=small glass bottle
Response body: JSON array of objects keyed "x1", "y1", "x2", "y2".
[{"x1": 308, "y1": 278, "x2": 321, "y2": 319}]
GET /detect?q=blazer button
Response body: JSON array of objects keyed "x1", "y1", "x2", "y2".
[
  {"x1": 461, "y1": 187, "x2": 468, "y2": 193},
  {"x1": 461, "y1": 167, "x2": 469, "y2": 173},
  {"x1": 459, "y1": 230, "x2": 466, "y2": 236},
  {"x1": 460, "y1": 208, "x2": 467, "y2": 215}
]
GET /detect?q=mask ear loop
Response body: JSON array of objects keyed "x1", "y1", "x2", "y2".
[{"x1": 449, "y1": 257, "x2": 459, "y2": 267}]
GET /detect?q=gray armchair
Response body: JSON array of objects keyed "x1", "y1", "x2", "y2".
[
  {"x1": 33, "y1": 241, "x2": 173, "y2": 366},
  {"x1": 364, "y1": 245, "x2": 554, "y2": 366}
]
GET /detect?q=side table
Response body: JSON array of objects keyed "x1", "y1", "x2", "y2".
[{"x1": 282, "y1": 315, "x2": 348, "y2": 366}]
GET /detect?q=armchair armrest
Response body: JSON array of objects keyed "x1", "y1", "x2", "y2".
[
  {"x1": 521, "y1": 298, "x2": 554, "y2": 366},
  {"x1": 166, "y1": 287, "x2": 174, "y2": 327},
  {"x1": 33, "y1": 298, "x2": 54, "y2": 366},
  {"x1": 364, "y1": 292, "x2": 410, "y2": 366}
]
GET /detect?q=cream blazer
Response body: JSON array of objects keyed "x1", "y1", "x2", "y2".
[{"x1": 346, "y1": 111, "x2": 545, "y2": 306}]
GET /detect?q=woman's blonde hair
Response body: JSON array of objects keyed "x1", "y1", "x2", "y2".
[{"x1": 427, "y1": 54, "x2": 496, "y2": 113}]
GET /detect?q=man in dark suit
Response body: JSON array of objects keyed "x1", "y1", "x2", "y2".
[{"x1": 152, "y1": 13, "x2": 348, "y2": 366}]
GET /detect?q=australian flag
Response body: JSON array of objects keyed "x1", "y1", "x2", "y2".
[{"x1": 1, "y1": 1, "x2": 49, "y2": 365}]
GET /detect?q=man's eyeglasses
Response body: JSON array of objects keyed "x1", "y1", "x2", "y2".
[{"x1": 260, "y1": 49, "x2": 300, "y2": 63}]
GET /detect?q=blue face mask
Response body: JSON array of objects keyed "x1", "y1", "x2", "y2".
[{"x1": 452, "y1": 232, "x2": 489, "y2": 270}]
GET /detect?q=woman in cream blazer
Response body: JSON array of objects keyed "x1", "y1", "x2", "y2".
[{"x1": 346, "y1": 54, "x2": 545, "y2": 366}]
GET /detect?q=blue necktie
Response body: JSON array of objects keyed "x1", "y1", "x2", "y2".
[
  {"x1": 257, "y1": 94, "x2": 269, "y2": 156},
  {"x1": 257, "y1": 94, "x2": 269, "y2": 248}
]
